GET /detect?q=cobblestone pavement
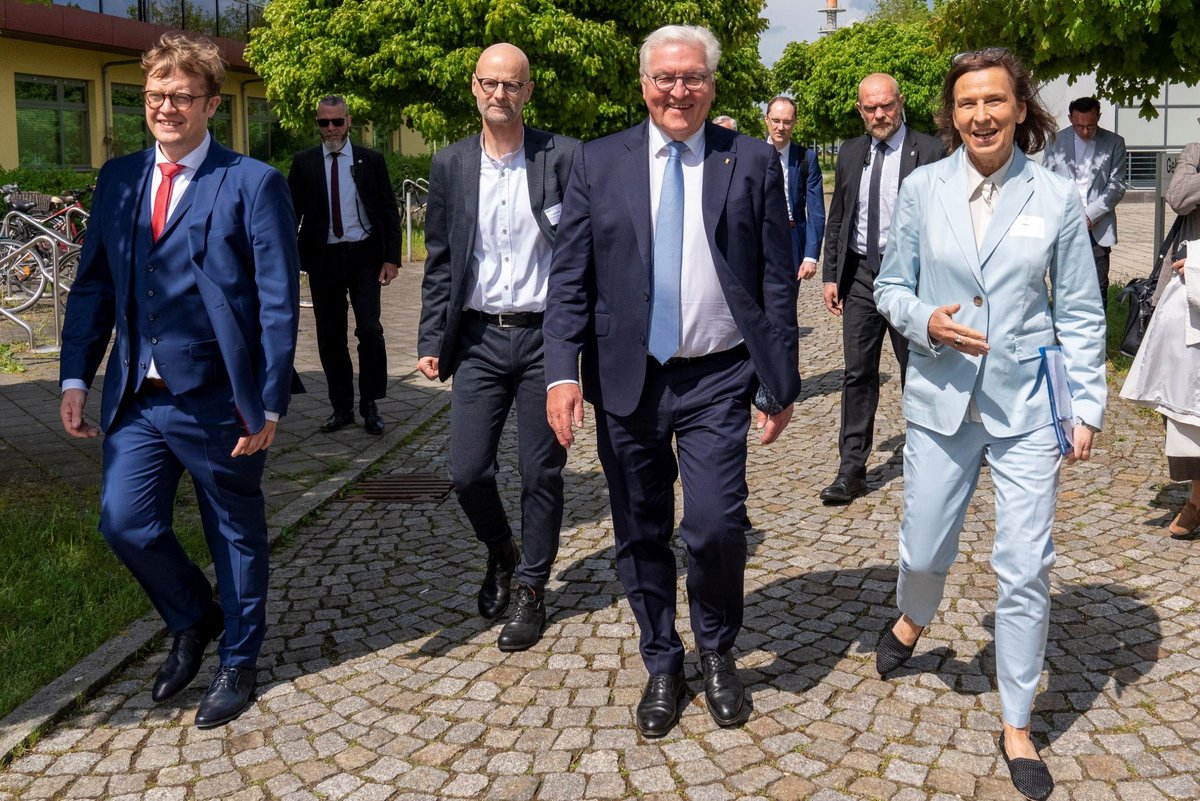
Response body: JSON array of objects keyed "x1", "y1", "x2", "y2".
[{"x1": 4, "y1": 207, "x2": 1200, "y2": 798}]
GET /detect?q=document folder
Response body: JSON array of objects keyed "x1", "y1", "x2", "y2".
[{"x1": 1039, "y1": 345, "x2": 1073, "y2": 456}]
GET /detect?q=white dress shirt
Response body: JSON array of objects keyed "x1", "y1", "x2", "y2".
[
  {"x1": 1072, "y1": 132, "x2": 1096, "y2": 211},
  {"x1": 647, "y1": 122, "x2": 740, "y2": 358},
  {"x1": 469, "y1": 136, "x2": 552, "y2": 313},
  {"x1": 853, "y1": 123, "x2": 907, "y2": 257},
  {"x1": 323, "y1": 140, "x2": 370, "y2": 244},
  {"x1": 774, "y1": 142, "x2": 794, "y2": 222}
]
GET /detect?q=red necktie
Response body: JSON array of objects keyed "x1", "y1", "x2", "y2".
[
  {"x1": 329, "y1": 151, "x2": 344, "y2": 239},
  {"x1": 152, "y1": 162, "x2": 185, "y2": 242}
]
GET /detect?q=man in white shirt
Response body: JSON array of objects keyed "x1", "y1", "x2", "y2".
[
  {"x1": 765, "y1": 96, "x2": 825, "y2": 279},
  {"x1": 417, "y1": 44, "x2": 579, "y2": 653},
  {"x1": 1042, "y1": 96, "x2": 1127, "y2": 311}
]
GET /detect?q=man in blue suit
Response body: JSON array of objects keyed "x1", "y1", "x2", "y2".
[
  {"x1": 59, "y1": 32, "x2": 300, "y2": 729},
  {"x1": 544, "y1": 25, "x2": 800, "y2": 738},
  {"x1": 765, "y1": 96, "x2": 825, "y2": 280}
]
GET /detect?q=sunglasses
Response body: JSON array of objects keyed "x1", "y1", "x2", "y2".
[
  {"x1": 951, "y1": 47, "x2": 1010, "y2": 64},
  {"x1": 316, "y1": 118, "x2": 347, "y2": 128}
]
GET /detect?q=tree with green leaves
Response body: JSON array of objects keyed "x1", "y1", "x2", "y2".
[
  {"x1": 246, "y1": 0, "x2": 771, "y2": 143},
  {"x1": 771, "y1": 15, "x2": 949, "y2": 144},
  {"x1": 934, "y1": 0, "x2": 1200, "y2": 116}
]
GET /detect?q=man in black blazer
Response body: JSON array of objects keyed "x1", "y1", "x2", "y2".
[
  {"x1": 819, "y1": 73, "x2": 944, "y2": 504},
  {"x1": 288, "y1": 96, "x2": 401, "y2": 436},
  {"x1": 544, "y1": 25, "x2": 799, "y2": 737},
  {"x1": 418, "y1": 43, "x2": 579, "y2": 652}
]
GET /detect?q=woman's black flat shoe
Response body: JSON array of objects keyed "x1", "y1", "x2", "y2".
[
  {"x1": 875, "y1": 620, "x2": 919, "y2": 676},
  {"x1": 999, "y1": 730, "x2": 1054, "y2": 801}
]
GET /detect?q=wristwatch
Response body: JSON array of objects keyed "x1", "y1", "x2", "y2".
[{"x1": 1075, "y1": 417, "x2": 1101, "y2": 434}]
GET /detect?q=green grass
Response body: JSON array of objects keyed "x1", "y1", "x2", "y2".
[
  {"x1": 1106, "y1": 284, "x2": 1133, "y2": 376},
  {"x1": 0, "y1": 481, "x2": 208, "y2": 720},
  {"x1": 0, "y1": 344, "x2": 25, "y2": 374}
]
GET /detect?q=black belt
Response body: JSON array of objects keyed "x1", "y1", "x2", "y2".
[
  {"x1": 325, "y1": 239, "x2": 371, "y2": 250},
  {"x1": 658, "y1": 343, "x2": 748, "y2": 368},
  {"x1": 141, "y1": 376, "x2": 168, "y2": 392},
  {"x1": 467, "y1": 309, "x2": 544, "y2": 329},
  {"x1": 788, "y1": 220, "x2": 796, "y2": 229}
]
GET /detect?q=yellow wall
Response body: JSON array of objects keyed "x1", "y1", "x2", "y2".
[{"x1": 0, "y1": 39, "x2": 268, "y2": 170}]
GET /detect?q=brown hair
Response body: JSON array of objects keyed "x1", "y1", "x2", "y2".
[
  {"x1": 934, "y1": 49, "x2": 1056, "y2": 155},
  {"x1": 142, "y1": 31, "x2": 226, "y2": 96}
]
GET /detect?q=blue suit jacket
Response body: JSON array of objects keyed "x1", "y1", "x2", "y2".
[
  {"x1": 874, "y1": 147, "x2": 1106, "y2": 436},
  {"x1": 784, "y1": 141, "x2": 826, "y2": 265},
  {"x1": 60, "y1": 142, "x2": 301, "y2": 434},
  {"x1": 543, "y1": 121, "x2": 800, "y2": 417}
]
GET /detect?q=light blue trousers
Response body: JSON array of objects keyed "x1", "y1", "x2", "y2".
[{"x1": 896, "y1": 420, "x2": 1060, "y2": 728}]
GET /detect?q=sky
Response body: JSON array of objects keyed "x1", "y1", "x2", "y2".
[{"x1": 759, "y1": 0, "x2": 875, "y2": 66}]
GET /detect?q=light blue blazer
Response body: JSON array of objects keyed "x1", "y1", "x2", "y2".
[
  {"x1": 874, "y1": 147, "x2": 1107, "y2": 437},
  {"x1": 1041, "y1": 127, "x2": 1127, "y2": 248}
]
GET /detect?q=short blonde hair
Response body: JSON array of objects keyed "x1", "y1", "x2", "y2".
[{"x1": 142, "y1": 31, "x2": 226, "y2": 95}]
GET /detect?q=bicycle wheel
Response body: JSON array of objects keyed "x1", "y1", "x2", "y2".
[
  {"x1": 53, "y1": 248, "x2": 79, "y2": 294},
  {"x1": 0, "y1": 238, "x2": 47, "y2": 313}
]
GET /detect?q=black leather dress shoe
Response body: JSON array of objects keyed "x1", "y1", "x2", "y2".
[
  {"x1": 478, "y1": 538, "x2": 520, "y2": 619},
  {"x1": 319, "y1": 409, "x2": 355, "y2": 433},
  {"x1": 152, "y1": 605, "x2": 223, "y2": 702},
  {"x1": 194, "y1": 666, "x2": 257, "y2": 729},
  {"x1": 700, "y1": 650, "x2": 745, "y2": 726},
  {"x1": 999, "y1": 730, "x2": 1054, "y2": 800},
  {"x1": 497, "y1": 585, "x2": 546, "y2": 652},
  {"x1": 875, "y1": 618, "x2": 921, "y2": 677},
  {"x1": 819, "y1": 475, "x2": 867, "y2": 504},
  {"x1": 362, "y1": 402, "x2": 384, "y2": 436},
  {"x1": 636, "y1": 673, "x2": 687, "y2": 738}
]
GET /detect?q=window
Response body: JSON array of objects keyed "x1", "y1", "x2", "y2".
[
  {"x1": 110, "y1": 83, "x2": 153, "y2": 157},
  {"x1": 15, "y1": 75, "x2": 90, "y2": 169},
  {"x1": 247, "y1": 97, "x2": 280, "y2": 161},
  {"x1": 209, "y1": 94, "x2": 235, "y2": 148}
]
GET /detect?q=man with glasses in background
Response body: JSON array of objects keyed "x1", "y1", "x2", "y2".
[
  {"x1": 417, "y1": 44, "x2": 578, "y2": 652},
  {"x1": 819, "y1": 73, "x2": 944, "y2": 504},
  {"x1": 60, "y1": 31, "x2": 300, "y2": 728},
  {"x1": 1042, "y1": 96, "x2": 1127, "y2": 312},
  {"x1": 765, "y1": 96, "x2": 825, "y2": 280},
  {"x1": 288, "y1": 95, "x2": 401, "y2": 436}
]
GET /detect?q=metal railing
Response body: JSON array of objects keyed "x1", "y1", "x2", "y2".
[
  {"x1": 401, "y1": 178, "x2": 429, "y2": 264},
  {"x1": 0, "y1": 233, "x2": 65, "y2": 354}
]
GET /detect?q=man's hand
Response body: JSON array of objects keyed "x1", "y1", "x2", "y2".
[
  {"x1": 928, "y1": 303, "x2": 989, "y2": 356},
  {"x1": 379, "y1": 262, "x2": 399, "y2": 286},
  {"x1": 1067, "y1": 425, "x2": 1094, "y2": 465},
  {"x1": 60, "y1": 388, "x2": 100, "y2": 439},
  {"x1": 822, "y1": 282, "x2": 842, "y2": 316},
  {"x1": 798, "y1": 261, "x2": 817, "y2": 281},
  {"x1": 754, "y1": 403, "x2": 793, "y2": 445},
  {"x1": 417, "y1": 356, "x2": 440, "y2": 380},
  {"x1": 547, "y1": 383, "x2": 585, "y2": 449},
  {"x1": 232, "y1": 420, "x2": 276, "y2": 458}
]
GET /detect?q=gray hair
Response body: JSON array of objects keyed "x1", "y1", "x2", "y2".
[
  {"x1": 639, "y1": 25, "x2": 722, "y2": 75},
  {"x1": 318, "y1": 94, "x2": 347, "y2": 111},
  {"x1": 713, "y1": 115, "x2": 737, "y2": 130}
]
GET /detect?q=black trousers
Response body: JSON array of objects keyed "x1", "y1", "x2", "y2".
[
  {"x1": 838, "y1": 252, "x2": 909, "y2": 479},
  {"x1": 1090, "y1": 232, "x2": 1111, "y2": 312},
  {"x1": 448, "y1": 314, "x2": 566, "y2": 589},
  {"x1": 309, "y1": 240, "x2": 387, "y2": 414}
]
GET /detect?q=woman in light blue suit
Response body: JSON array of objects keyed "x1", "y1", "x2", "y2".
[{"x1": 873, "y1": 50, "x2": 1106, "y2": 801}]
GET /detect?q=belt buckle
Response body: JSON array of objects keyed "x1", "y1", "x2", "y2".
[{"x1": 495, "y1": 312, "x2": 517, "y2": 329}]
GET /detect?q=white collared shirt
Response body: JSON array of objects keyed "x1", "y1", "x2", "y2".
[
  {"x1": 469, "y1": 135, "x2": 552, "y2": 313},
  {"x1": 964, "y1": 148, "x2": 1015, "y2": 251},
  {"x1": 774, "y1": 142, "x2": 793, "y2": 221},
  {"x1": 1072, "y1": 132, "x2": 1096, "y2": 209},
  {"x1": 647, "y1": 122, "x2": 740, "y2": 358},
  {"x1": 322, "y1": 140, "x2": 370, "y2": 243},
  {"x1": 853, "y1": 123, "x2": 907, "y2": 257}
]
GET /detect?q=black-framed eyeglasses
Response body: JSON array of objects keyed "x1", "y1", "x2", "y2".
[
  {"x1": 951, "y1": 47, "x2": 1010, "y2": 64},
  {"x1": 142, "y1": 91, "x2": 213, "y2": 110},
  {"x1": 474, "y1": 75, "x2": 530, "y2": 95},
  {"x1": 644, "y1": 73, "x2": 711, "y2": 92},
  {"x1": 317, "y1": 118, "x2": 347, "y2": 128}
]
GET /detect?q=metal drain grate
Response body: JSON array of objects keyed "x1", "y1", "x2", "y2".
[{"x1": 338, "y1": 473, "x2": 452, "y2": 502}]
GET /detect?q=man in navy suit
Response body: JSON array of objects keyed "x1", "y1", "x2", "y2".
[
  {"x1": 544, "y1": 24, "x2": 800, "y2": 737},
  {"x1": 59, "y1": 32, "x2": 300, "y2": 728},
  {"x1": 764, "y1": 96, "x2": 825, "y2": 280}
]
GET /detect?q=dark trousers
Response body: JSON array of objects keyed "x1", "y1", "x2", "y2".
[
  {"x1": 595, "y1": 348, "x2": 754, "y2": 675},
  {"x1": 449, "y1": 315, "x2": 566, "y2": 589},
  {"x1": 309, "y1": 241, "x2": 387, "y2": 414},
  {"x1": 1091, "y1": 232, "x2": 1111, "y2": 312},
  {"x1": 839, "y1": 253, "x2": 909, "y2": 479},
  {"x1": 100, "y1": 383, "x2": 269, "y2": 668}
]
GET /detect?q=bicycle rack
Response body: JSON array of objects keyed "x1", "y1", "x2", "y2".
[
  {"x1": 401, "y1": 178, "x2": 429, "y2": 263},
  {"x1": 0, "y1": 234, "x2": 62, "y2": 354}
]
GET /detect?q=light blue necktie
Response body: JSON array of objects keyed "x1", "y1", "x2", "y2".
[{"x1": 649, "y1": 141, "x2": 686, "y2": 363}]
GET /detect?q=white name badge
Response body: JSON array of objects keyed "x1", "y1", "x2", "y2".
[
  {"x1": 1011, "y1": 215, "x2": 1045, "y2": 238},
  {"x1": 544, "y1": 203, "x2": 563, "y2": 225}
]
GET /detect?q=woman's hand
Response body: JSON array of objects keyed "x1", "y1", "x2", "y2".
[{"x1": 1171, "y1": 257, "x2": 1186, "y2": 280}]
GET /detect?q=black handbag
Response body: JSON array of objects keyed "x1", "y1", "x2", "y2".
[{"x1": 1118, "y1": 216, "x2": 1185, "y2": 358}]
